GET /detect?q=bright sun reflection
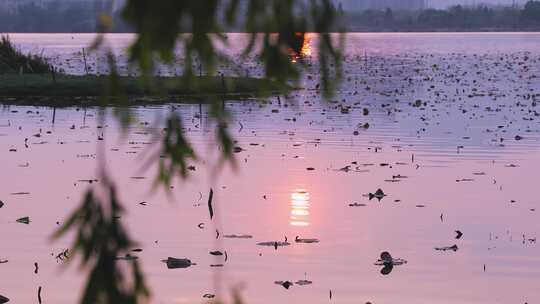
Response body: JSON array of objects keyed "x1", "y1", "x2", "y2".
[
  {"x1": 290, "y1": 33, "x2": 312, "y2": 63},
  {"x1": 290, "y1": 189, "x2": 310, "y2": 227},
  {"x1": 300, "y1": 34, "x2": 312, "y2": 57}
]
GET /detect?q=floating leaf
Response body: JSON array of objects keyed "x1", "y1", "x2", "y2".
[{"x1": 16, "y1": 216, "x2": 30, "y2": 224}]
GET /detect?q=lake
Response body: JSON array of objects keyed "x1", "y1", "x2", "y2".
[{"x1": 1, "y1": 33, "x2": 539, "y2": 304}]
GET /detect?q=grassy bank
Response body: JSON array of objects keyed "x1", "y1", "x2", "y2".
[{"x1": 0, "y1": 74, "x2": 288, "y2": 106}]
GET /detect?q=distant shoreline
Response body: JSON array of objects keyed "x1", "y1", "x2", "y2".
[{"x1": 1, "y1": 28, "x2": 539, "y2": 34}]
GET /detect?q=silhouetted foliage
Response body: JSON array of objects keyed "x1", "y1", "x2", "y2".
[
  {"x1": 343, "y1": 3, "x2": 539, "y2": 31},
  {"x1": 53, "y1": 176, "x2": 149, "y2": 304},
  {"x1": 521, "y1": 0, "x2": 540, "y2": 24},
  {"x1": 54, "y1": 1, "x2": 343, "y2": 304},
  {"x1": 0, "y1": 1, "x2": 132, "y2": 33},
  {"x1": 0, "y1": 35, "x2": 52, "y2": 74}
]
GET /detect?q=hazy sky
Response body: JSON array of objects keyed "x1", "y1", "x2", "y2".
[{"x1": 336, "y1": 0, "x2": 527, "y2": 9}]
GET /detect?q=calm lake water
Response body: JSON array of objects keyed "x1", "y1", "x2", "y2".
[{"x1": 1, "y1": 33, "x2": 539, "y2": 304}]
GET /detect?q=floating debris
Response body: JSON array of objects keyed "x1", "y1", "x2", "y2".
[
  {"x1": 374, "y1": 251, "x2": 407, "y2": 275},
  {"x1": 275, "y1": 281, "x2": 293, "y2": 289},
  {"x1": 375, "y1": 251, "x2": 407, "y2": 266},
  {"x1": 208, "y1": 188, "x2": 214, "y2": 220},
  {"x1": 0, "y1": 200, "x2": 3, "y2": 208},
  {"x1": 203, "y1": 294, "x2": 215, "y2": 299},
  {"x1": 455, "y1": 230, "x2": 464, "y2": 239},
  {"x1": 295, "y1": 236, "x2": 320, "y2": 244},
  {"x1": 162, "y1": 257, "x2": 194, "y2": 269},
  {"x1": 435, "y1": 245, "x2": 459, "y2": 252},
  {"x1": 0, "y1": 294, "x2": 9, "y2": 303},
  {"x1": 349, "y1": 202, "x2": 367, "y2": 207},
  {"x1": 223, "y1": 234, "x2": 253, "y2": 239},
  {"x1": 368, "y1": 189, "x2": 386, "y2": 201},
  {"x1": 257, "y1": 241, "x2": 291, "y2": 250},
  {"x1": 210, "y1": 264, "x2": 224, "y2": 267},
  {"x1": 295, "y1": 279, "x2": 313, "y2": 286},
  {"x1": 209, "y1": 251, "x2": 223, "y2": 256},
  {"x1": 77, "y1": 179, "x2": 98, "y2": 183},
  {"x1": 338, "y1": 165, "x2": 351, "y2": 172},
  {"x1": 10, "y1": 192, "x2": 30, "y2": 195}
]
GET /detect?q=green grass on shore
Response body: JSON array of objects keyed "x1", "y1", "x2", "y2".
[{"x1": 0, "y1": 74, "x2": 289, "y2": 106}]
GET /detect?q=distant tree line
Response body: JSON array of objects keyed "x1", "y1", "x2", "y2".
[
  {"x1": 1, "y1": 0, "x2": 540, "y2": 32},
  {"x1": 344, "y1": 0, "x2": 540, "y2": 31},
  {"x1": 0, "y1": 1, "x2": 131, "y2": 33}
]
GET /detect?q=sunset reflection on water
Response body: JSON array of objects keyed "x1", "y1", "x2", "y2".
[
  {"x1": 290, "y1": 189, "x2": 310, "y2": 227},
  {"x1": 300, "y1": 34, "x2": 312, "y2": 57},
  {"x1": 290, "y1": 33, "x2": 312, "y2": 63}
]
